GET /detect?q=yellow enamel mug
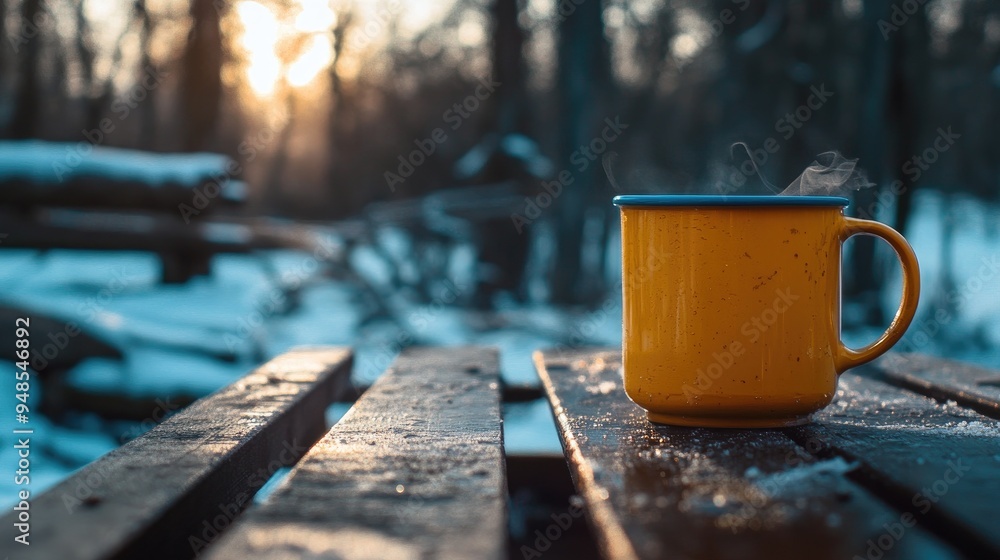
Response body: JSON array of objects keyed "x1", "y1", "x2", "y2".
[{"x1": 613, "y1": 195, "x2": 920, "y2": 428}]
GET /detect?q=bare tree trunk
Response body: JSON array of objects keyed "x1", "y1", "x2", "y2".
[
  {"x1": 72, "y1": 0, "x2": 111, "y2": 136},
  {"x1": 10, "y1": 0, "x2": 44, "y2": 139},
  {"x1": 466, "y1": 0, "x2": 532, "y2": 306},
  {"x1": 955, "y1": 2, "x2": 999, "y2": 204},
  {"x1": 553, "y1": 0, "x2": 612, "y2": 305},
  {"x1": 74, "y1": 1, "x2": 95, "y2": 94},
  {"x1": 180, "y1": 0, "x2": 223, "y2": 152},
  {"x1": 890, "y1": 2, "x2": 928, "y2": 236},
  {"x1": 135, "y1": 0, "x2": 158, "y2": 150},
  {"x1": 0, "y1": 0, "x2": 7, "y2": 132},
  {"x1": 262, "y1": 94, "x2": 296, "y2": 214},
  {"x1": 846, "y1": 1, "x2": 893, "y2": 326},
  {"x1": 490, "y1": 0, "x2": 526, "y2": 135},
  {"x1": 325, "y1": 10, "x2": 355, "y2": 210}
]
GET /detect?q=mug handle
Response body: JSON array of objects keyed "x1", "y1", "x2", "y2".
[{"x1": 835, "y1": 217, "x2": 921, "y2": 373}]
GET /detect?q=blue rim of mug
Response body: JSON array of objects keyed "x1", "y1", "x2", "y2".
[{"x1": 612, "y1": 194, "x2": 850, "y2": 207}]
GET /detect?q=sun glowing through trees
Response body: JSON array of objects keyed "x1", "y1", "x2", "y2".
[
  {"x1": 287, "y1": 34, "x2": 335, "y2": 87},
  {"x1": 234, "y1": 0, "x2": 337, "y2": 97}
]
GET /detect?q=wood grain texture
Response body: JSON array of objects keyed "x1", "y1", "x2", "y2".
[
  {"x1": 203, "y1": 346, "x2": 507, "y2": 560},
  {"x1": 0, "y1": 348, "x2": 352, "y2": 560},
  {"x1": 535, "y1": 348, "x2": 963, "y2": 560},
  {"x1": 874, "y1": 352, "x2": 1000, "y2": 418},
  {"x1": 790, "y1": 369, "x2": 1000, "y2": 558}
]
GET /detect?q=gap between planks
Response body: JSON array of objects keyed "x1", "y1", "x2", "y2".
[
  {"x1": 202, "y1": 346, "x2": 508, "y2": 560},
  {"x1": 0, "y1": 347, "x2": 353, "y2": 560}
]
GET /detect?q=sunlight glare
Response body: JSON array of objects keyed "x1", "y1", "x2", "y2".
[
  {"x1": 237, "y1": 1, "x2": 282, "y2": 96},
  {"x1": 235, "y1": 0, "x2": 338, "y2": 96},
  {"x1": 294, "y1": 0, "x2": 337, "y2": 33},
  {"x1": 671, "y1": 34, "x2": 700, "y2": 61},
  {"x1": 457, "y1": 16, "x2": 484, "y2": 47},
  {"x1": 670, "y1": 8, "x2": 710, "y2": 64},
  {"x1": 287, "y1": 34, "x2": 334, "y2": 87},
  {"x1": 399, "y1": 0, "x2": 454, "y2": 38}
]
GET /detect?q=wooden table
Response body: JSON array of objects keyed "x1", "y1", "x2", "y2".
[
  {"x1": 3, "y1": 347, "x2": 997, "y2": 560},
  {"x1": 536, "y1": 349, "x2": 1000, "y2": 560},
  {"x1": 0, "y1": 348, "x2": 507, "y2": 560}
]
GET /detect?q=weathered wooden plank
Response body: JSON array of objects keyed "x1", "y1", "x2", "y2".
[
  {"x1": 0, "y1": 348, "x2": 352, "y2": 560},
  {"x1": 873, "y1": 352, "x2": 1000, "y2": 419},
  {"x1": 789, "y1": 369, "x2": 1000, "y2": 558},
  {"x1": 203, "y1": 346, "x2": 507, "y2": 560},
  {"x1": 535, "y1": 348, "x2": 962, "y2": 560}
]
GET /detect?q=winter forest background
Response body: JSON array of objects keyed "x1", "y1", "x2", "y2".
[{"x1": 1, "y1": 0, "x2": 999, "y2": 502}]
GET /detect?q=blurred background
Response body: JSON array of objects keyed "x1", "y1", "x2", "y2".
[{"x1": 0, "y1": 0, "x2": 999, "y2": 521}]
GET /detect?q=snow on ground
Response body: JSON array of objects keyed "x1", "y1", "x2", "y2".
[
  {"x1": 0, "y1": 248, "x2": 350, "y2": 506},
  {"x1": 66, "y1": 350, "x2": 247, "y2": 398},
  {"x1": 0, "y1": 189, "x2": 997, "y2": 508}
]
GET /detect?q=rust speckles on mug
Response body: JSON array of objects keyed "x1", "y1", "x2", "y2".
[
  {"x1": 616, "y1": 197, "x2": 919, "y2": 427},
  {"x1": 751, "y1": 270, "x2": 780, "y2": 291}
]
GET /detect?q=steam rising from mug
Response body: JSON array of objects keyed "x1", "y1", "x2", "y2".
[
  {"x1": 780, "y1": 151, "x2": 874, "y2": 196},
  {"x1": 602, "y1": 152, "x2": 622, "y2": 191},
  {"x1": 601, "y1": 145, "x2": 874, "y2": 198}
]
